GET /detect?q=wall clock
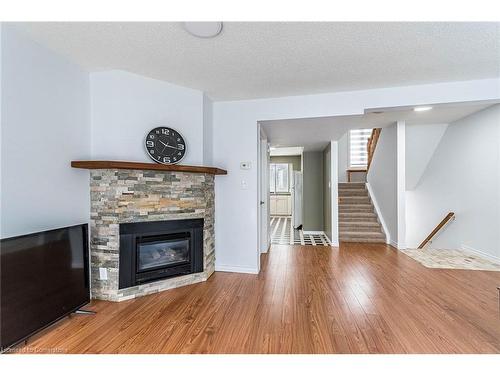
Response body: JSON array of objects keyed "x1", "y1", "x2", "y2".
[{"x1": 145, "y1": 127, "x2": 186, "y2": 165}]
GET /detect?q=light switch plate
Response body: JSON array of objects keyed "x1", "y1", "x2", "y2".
[{"x1": 99, "y1": 267, "x2": 108, "y2": 280}]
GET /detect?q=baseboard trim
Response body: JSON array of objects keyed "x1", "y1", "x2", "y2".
[
  {"x1": 390, "y1": 240, "x2": 402, "y2": 250},
  {"x1": 461, "y1": 244, "x2": 500, "y2": 263},
  {"x1": 365, "y1": 182, "x2": 391, "y2": 245},
  {"x1": 215, "y1": 264, "x2": 259, "y2": 274},
  {"x1": 260, "y1": 243, "x2": 271, "y2": 254}
]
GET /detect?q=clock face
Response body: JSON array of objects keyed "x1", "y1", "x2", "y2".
[{"x1": 145, "y1": 127, "x2": 186, "y2": 165}]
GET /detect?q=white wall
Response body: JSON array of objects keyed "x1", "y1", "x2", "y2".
[
  {"x1": 406, "y1": 105, "x2": 500, "y2": 260},
  {"x1": 367, "y1": 125, "x2": 398, "y2": 246},
  {"x1": 323, "y1": 143, "x2": 332, "y2": 239},
  {"x1": 337, "y1": 132, "x2": 348, "y2": 182},
  {"x1": 396, "y1": 121, "x2": 406, "y2": 249},
  {"x1": 1, "y1": 24, "x2": 90, "y2": 238},
  {"x1": 90, "y1": 70, "x2": 205, "y2": 165},
  {"x1": 406, "y1": 123, "x2": 448, "y2": 190},
  {"x1": 213, "y1": 79, "x2": 500, "y2": 272},
  {"x1": 0, "y1": 25, "x2": 3, "y2": 236},
  {"x1": 203, "y1": 94, "x2": 213, "y2": 165},
  {"x1": 0, "y1": 29, "x2": 217, "y2": 242},
  {"x1": 330, "y1": 141, "x2": 339, "y2": 246}
]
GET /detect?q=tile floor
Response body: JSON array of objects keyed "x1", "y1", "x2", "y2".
[
  {"x1": 401, "y1": 248, "x2": 500, "y2": 271},
  {"x1": 270, "y1": 216, "x2": 331, "y2": 246}
]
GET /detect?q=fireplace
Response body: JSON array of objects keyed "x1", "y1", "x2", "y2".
[
  {"x1": 119, "y1": 219, "x2": 204, "y2": 289},
  {"x1": 83, "y1": 165, "x2": 219, "y2": 301}
]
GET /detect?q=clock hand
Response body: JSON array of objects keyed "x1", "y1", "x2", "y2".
[
  {"x1": 158, "y1": 139, "x2": 180, "y2": 153},
  {"x1": 157, "y1": 139, "x2": 171, "y2": 153},
  {"x1": 164, "y1": 144, "x2": 180, "y2": 150}
]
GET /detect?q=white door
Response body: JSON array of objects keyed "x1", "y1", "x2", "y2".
[
  {"x1": 292, "y1": 171, "x2": 303, "y2": 228},
  {"x1": 259, "y1": 137, "x2": 270, "y2": 253}
]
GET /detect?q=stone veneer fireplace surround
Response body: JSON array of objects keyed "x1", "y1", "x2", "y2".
[{"x1": 73, "y1": 161, "x2": 226, "y2": 302}]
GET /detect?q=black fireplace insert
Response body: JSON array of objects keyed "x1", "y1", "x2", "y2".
[{"x1": 119, "y1": 219, "x2": 203, "y2": 289}]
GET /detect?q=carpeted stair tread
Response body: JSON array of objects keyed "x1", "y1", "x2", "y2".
[
  {"x1": 340, "y1": 212, "x2": 377, "y2": 218},
  {"x1": 338, "y1": 182, "x2": 386, "y2": 244},
  {"x1": 338, "y1": 182, "x2": 365, "y2": 189},
  {"x1": 339, "y1": 196, "x2": 371, "y2": 204},
  {"x1": 339, "y1": 230, "x2": 385, "y2": 238},
  {"x1": 340, "y1": 237, "x2": 387, "y2": 243},
  {"x1": 340, "y1": 221, "x2": 381, "y2": 228},
  {"x1": 339, "y1": 204, "x2": 373, "y2": 211},
  {"x1": 338, "y1": 189, "x2": 368, "y2": 196}
]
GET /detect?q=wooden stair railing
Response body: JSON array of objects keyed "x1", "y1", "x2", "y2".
[
  {"x1": 367, "y1": 128, "x2": 381, "y2": 172},
  {"x1": 418, "y1": 212, "x2": 455, "y2": 249}
]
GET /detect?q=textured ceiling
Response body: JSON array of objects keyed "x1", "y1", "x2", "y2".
[
  {"x1": 14, "y1": 22, "x2": 500, "y2": 101},
  {"x1": 260, "y1": 102, "x2": 496, "y2": 151}
]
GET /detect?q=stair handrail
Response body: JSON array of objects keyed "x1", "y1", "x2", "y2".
[
  {"x1": 367, "y1": 128, "x2": 382, "y2": 172},
  {"x1": 417, "y1": 212, "x2": 455, "y2": 249}
]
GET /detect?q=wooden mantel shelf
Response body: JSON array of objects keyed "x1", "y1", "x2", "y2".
[{"x1": 71, "y1": 160, "x2": 227, "y2": 175}]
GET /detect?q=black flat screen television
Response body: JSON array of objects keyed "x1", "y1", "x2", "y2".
[{"x1": 0, "y1": 223, "x2": 90, "y2": 351}]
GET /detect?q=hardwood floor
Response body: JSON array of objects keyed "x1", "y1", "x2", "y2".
[{"x1": 23, "y1": 243, "x2": 500, "y2": 354}]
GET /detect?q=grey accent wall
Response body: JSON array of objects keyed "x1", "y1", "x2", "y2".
[
  {"x1": 302, "y1": 151, "x2": 324, "y2": 231},
  {"x1": 323, "y1": 144, "x2": 332, "y2": 240},
  {"x1": 270, "y1": 155, "x2": 302, "y2": 171}
]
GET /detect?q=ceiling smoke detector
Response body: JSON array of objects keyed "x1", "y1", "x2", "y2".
[{"x1": 183, "y1": 22, "x2": 223, "y2": 38}]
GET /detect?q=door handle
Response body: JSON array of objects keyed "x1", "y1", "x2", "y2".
[{"x1": 260, "y1": 201, "x2": 265, "y2": 205}]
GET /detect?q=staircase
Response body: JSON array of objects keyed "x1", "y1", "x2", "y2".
[{"x1": 338, "y1": 182, "x2": 386, "y2": 243}]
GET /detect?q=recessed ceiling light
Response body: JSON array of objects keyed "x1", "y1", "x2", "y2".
[
  {"x1": 183, "y1": 22, "x2": 223, "y2": 38},
  {"x1": 414, "y1": 106, "x2": 433, "y2": 112}
]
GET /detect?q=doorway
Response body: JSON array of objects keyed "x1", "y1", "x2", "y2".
[
  {"x1": 269, "y1": 147, "x2": 303, "y2": 226},
  {"x1": 258, "y1": 126, "x2": 270, "y2": 257}
]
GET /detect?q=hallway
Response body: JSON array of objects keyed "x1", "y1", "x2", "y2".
[{"x1": 270, "y1": 216, "x2": 331, "y2": 246}]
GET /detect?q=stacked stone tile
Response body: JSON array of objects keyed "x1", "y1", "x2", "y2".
[{"x1": 89, "y1": 169, "x2": 215, "y2": 301}]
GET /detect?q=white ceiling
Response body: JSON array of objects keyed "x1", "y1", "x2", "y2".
[
  {"x1": 269, "y1": 146, "x2": 304, "y2": 156},
  {"x1": 13, "y1": 22, "x2": 500, "y2": 101},
  {"x1": 260, "y1": 102, "x2": 497, "y2": 151}
]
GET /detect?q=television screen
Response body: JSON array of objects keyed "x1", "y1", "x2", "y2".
[{"x1": 0, "y1": 224, "x2": 89, "y2": 351}]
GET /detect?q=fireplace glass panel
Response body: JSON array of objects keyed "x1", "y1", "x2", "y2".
[{"x1": 137, "y1": 236, "x2": 190, "y2": 272}]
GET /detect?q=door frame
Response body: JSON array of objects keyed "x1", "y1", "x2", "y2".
[{"x1": 257, "y1": 124, "x2": 270, "y2": 267}]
